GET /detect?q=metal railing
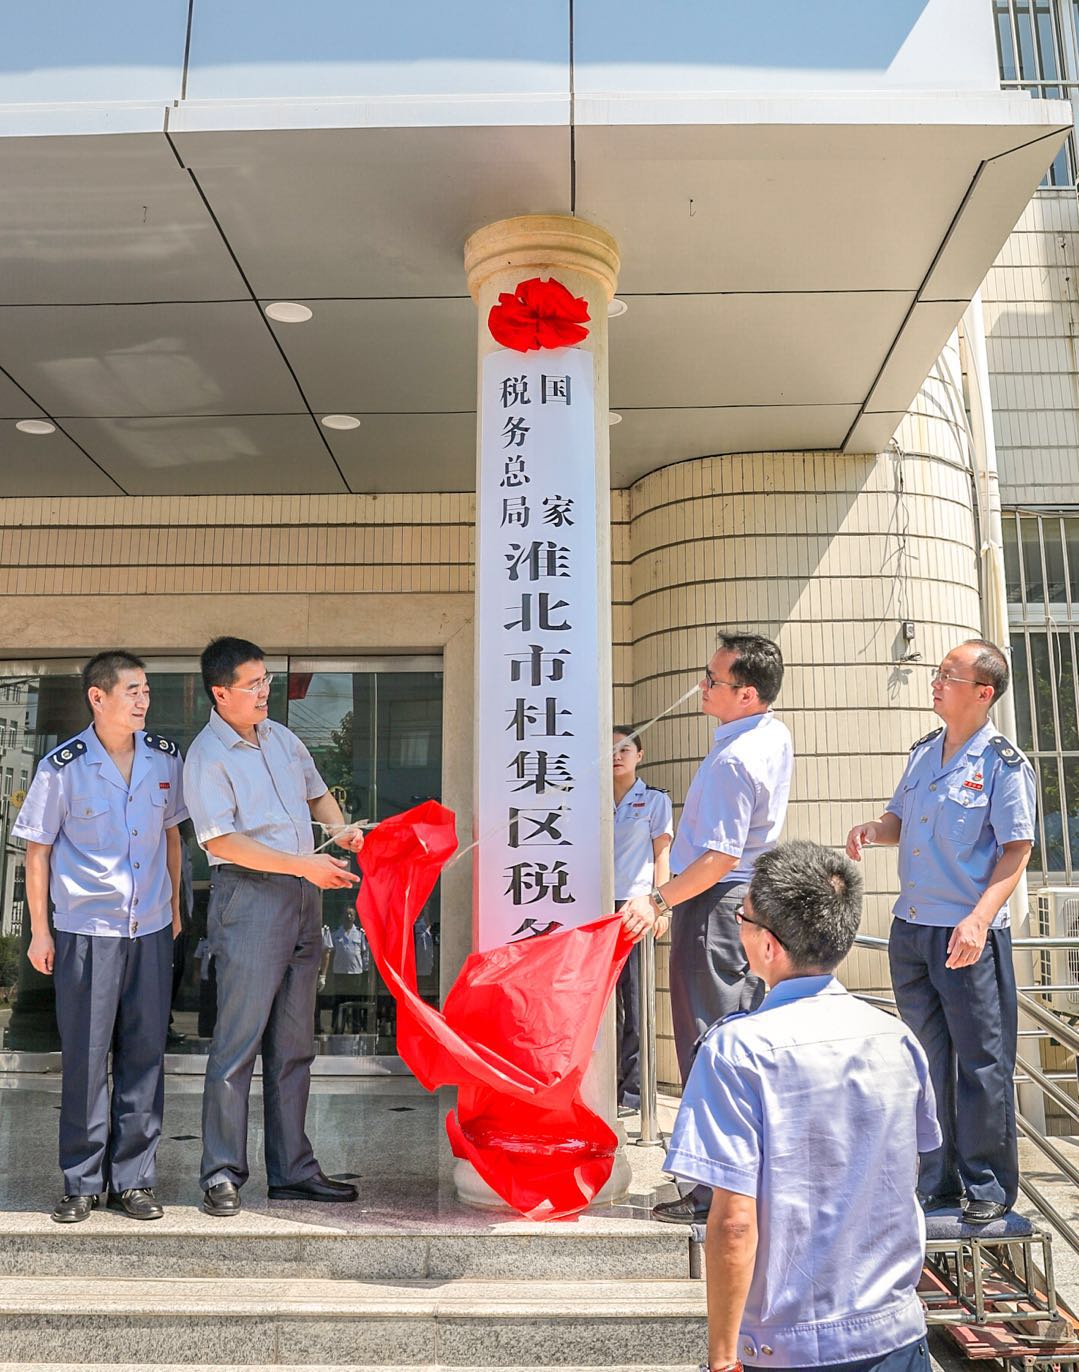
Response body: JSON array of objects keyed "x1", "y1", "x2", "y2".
[
  {"x1": 636, "y1": 932, "x2": 662, "y2": 1146},
  {"x1": 854, "y1": 931, "x2": 1079, "y2": 1255}
]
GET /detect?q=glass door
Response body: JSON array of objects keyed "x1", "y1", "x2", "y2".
[
  {"x1": 287, "y1": 660, "x2": 443, "y2": 1058},
  {"x1": 0, "y1": 656, "x2": 443, "y2": 1069}
]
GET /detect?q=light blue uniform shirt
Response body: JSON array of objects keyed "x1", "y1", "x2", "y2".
[
  {"x1": 666, "y1": 977, "x2": 941, "y2": 1368},
  {"x1": 331, "y1": 922, "x2": 369, "y2": 975},
  {"x1": 669, "y1": 711, "x2": 793, "y2": 882},
  {"x1": 886, "y1": 723, "x2": 1036, "y2": 929},
  {"x1": 12, "y1": 725, "x2": 187, "y2": 938},
  {"x1": 614, "y1": 778, "x2": 673, "y2": 900},
  {"x1": 183, "y1": 710, "x2": 328, "y2": 866}
]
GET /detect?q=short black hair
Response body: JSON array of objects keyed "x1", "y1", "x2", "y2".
[
  {"x1": 961, "y1": 638, "x2": 1010, "y2": 702},
  {"x1": 715, "y1": 631, "x2": 785, "y2": 704},
  {"x1": 748, "y1": 840, "x2": 863, "y2": 973},
  {"x1": 81, "y1": 651, "x2": 145, "y2": 707},
  {"x1": 612, "y1": 724, "x2": 642, "y2": 750},
  {"x1": 201, "y1": 636, "x2": 265, "y2": 702}
]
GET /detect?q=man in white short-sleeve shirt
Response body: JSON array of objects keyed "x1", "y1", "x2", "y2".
[
  {"x1": 183, "y1": 637, "x2": 365, "y2": 1218},
  {"x1": 621, "y1": 631, "x2": 793, "y2": 1223}
]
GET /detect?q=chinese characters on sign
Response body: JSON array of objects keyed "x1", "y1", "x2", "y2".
[{"x1": 476, "y1": 347, "x2": 601, "y2": 950}]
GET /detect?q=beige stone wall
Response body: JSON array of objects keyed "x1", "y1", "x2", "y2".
[
  {"x1": 0, "y1": 488, "x2": 637, "y2": 998},
  {"x1": 982, "y1": 190, "x2": 1079, "y2": 506},
  {"x1": 628, "y1": 351, "x2": 983, "y2": 1086}
]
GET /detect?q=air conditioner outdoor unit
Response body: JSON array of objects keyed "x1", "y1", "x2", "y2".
[{"x1": 1033, "y1": 887, "x2": 1079, "y2": 1012}]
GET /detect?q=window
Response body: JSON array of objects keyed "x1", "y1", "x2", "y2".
[
  {"x1": 1004, "y1": 511, "x2": 1079, "y2": 880},
  {"x1": 994, "y1": 0, "x2": 1078, "y2": 184}
]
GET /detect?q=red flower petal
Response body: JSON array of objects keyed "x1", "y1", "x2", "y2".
[{"x1": 488, "y1": 276, "x2": 591, "y2": 352}]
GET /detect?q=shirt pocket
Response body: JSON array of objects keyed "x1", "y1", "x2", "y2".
[
  {"x1": 941, "y1": 788, "x2": 990, "y2": 846},
  {"x1": 65, "y1": 792, "x2": 110, "y2": 848}
]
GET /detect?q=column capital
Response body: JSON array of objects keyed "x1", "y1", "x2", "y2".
[{"x1": 464, "y1": 214, "x2": 620, "y2": 302}]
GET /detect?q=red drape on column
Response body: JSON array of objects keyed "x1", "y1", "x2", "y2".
[{"x1": 355, "y1": 801, "x2": 633, "y2": 1219}]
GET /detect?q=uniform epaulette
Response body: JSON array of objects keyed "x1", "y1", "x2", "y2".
[
  {"x1": 988, "y1": 735, "x2": 1025, "y2": 768},
  {"x1": 644, "y1": 783, "x2": 670, "y2": 795},
  {"x1": 48, "y1": 739, "x2": 86, "y2": 770},
  {"x1": 910, "y1": 727, "x2": 943, "y2": 751},
  {"x1": 143, "y1": 732, "x2": 179, "y2": 758}
]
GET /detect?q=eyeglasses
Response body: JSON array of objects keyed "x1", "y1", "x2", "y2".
[
  {"x1": 226, "y1": 672, "x2": 275, "y2": 696},
  {"x1": 734, "y1": 902, "x2": 787, "y2": 950},
  {"x1": 703, "y1": 666, "x2": 741, "y2": 690},
  {"x1": 931, "y1": 669, "x2": 990, "y2": 688}
]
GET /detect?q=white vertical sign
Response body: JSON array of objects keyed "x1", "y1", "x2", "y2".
[{"x1": 475, "y1": 345, "x2": 602, "y2": 951}]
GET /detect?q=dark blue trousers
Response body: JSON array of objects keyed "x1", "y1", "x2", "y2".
[
  {"x1": 889, "y1": 920, "x2": 1018, "y2": 1207},
  {"x1": 616, "y1": 942, "x2": 640, "y2": 1105},
  {"x1": 53, "y1": 924, "x2": 173, "y2": 1195}
]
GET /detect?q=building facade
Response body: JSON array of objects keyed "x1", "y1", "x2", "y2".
[{"x1": 0, "y1": 2, "x2": 1072, "y2": 1093}]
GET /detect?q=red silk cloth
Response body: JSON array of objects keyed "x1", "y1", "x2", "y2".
[
  {"x1": 487, "y1": 276, "x2": 591, "y2": 353},
  {"x1": 355, "y1": 801, "x2": 634, "y2": 1219}
]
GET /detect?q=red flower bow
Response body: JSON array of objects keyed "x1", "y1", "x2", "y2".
[{"x1": 488, "y1": 276, "x2": 590, "y2": 353}]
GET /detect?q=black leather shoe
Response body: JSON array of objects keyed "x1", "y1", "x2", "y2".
[
  {"x1": 267, "y1": 1169, "x2": 358, "y2": 1202},
  {"x1": 963, "y1": 1199, "x2": 1008, "y2": 1225},
  {"x1": 920, "y1": 1193, "x2": 963, "y2": 1213},
  {"x1": 51, "y1": 1193, "x2": 98, "y2": 1224},
  {"x1": 650, "y1": 1194, "x2": 711, "y2": 1225},
  {"x1": 202, "y1": 1180, "x2": 242, "y2": 1217},
  {"x1": 107, "y1": 1187, "x2": 164, "y2": 1221}
]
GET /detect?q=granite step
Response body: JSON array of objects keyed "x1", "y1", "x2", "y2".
[
  {"x1": 0, "y1": 1214, "x2": 691, "y2": 1281},
  {"x1": 0, "y1": 1366, "x2": 697, "y2": 1372},
  {"x1": 0, "y1": 1276, "x2": 707, "y2": 1367}
]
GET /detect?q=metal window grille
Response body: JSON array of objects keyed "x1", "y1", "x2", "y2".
[
  {"x1": 994, "y1": 0, "x2": 1079, "y2": 184},
  {"x1": 1003, "y1": 510, "x2": 1079, "y2": 882}
]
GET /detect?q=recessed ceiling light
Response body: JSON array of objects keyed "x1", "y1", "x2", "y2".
[
  {"x1": 321, "y1": 414, "x2": 362, "y2": 431},
  {"x1": 265, "y1": 302, "x2": 313, "y2": 323},
  {"x1": 608, "y1": 412, "x2": 622, "y2": 426},
  {"x1": 607, "y1": 298, "x2": 628, "y2": 318},
  {"x1": 15, "y1": 419, "x2": 55, "y2": 435}
]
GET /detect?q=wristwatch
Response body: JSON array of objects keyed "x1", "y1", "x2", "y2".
[
  {"x1": 700, "y1": 1363, "x2": 743, "y2": 1372},
  {"x1": 650, "y1": 886, "x2": 673, "y2": 917}
]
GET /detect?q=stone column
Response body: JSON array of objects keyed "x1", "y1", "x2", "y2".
[{"x1": 458, "y1": 214, "x2": 630, "y2": 1207}]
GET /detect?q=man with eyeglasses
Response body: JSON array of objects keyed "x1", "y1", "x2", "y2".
[
  {"x1": 183, "y1": 637, "x2": 365, "y2": 1217},
  {"x1": 846, "y1": 639, "x2": 1035, "y2": 1224},
  {"x1": 14, "y1": 651, "x2": 187, "y2": 1223},
  {"x1": 667, "y1": 841, "x2": 938, "y2": 1372},
  {"x1": 620, "y1": 631, "x2": 793, "y2": 1223}
]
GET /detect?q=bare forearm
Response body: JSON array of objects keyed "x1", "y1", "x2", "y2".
[
  {"x1": 166, "y1": 827, "x2": 182, "y2": 926},
  {"x1": 309, "y1": 791, "x2": 346, "y2": 829},
  {"x1": 705, "y1": 1194, "x2": 759, "y2": 1366},
  {"x1": 25, "y1": 844, "x2": 51, "y2": 935},
  {"x1": 204, "y1": 832, "x2": 305, "y2": 876},
  {"x1": 970, "y1": 842, "x2": 1032, "y2": 927},
  {"x1": 661, "y1": 850, "x2": 738, "y2": 907},
  {"x1": 653, "y1": 836, "x2": 672, "y2": 888}
]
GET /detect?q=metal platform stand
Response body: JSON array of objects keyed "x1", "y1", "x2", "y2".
[{"x1": 921, "y1": 1211, "x2": 1079, "y2": 1367}]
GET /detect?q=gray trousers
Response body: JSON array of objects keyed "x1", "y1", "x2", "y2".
[
  {"x1": 200, "y1": 868, "x2": 322, "y2": 1191},
  {"x1": 54, "y1": 923, "x2": 173, "y2": 1195},
  {"x1": 669, "y1": 879, "x2": 763, "y2": 1085}
]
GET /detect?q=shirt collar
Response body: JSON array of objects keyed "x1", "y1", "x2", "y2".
[
  {"x1": 208, "y1": 708, "x2": 265, "y2": 750},
  {"x1": 79, "y1": 723, "x2": 136, "y2": 789},
  {"x1": 933, "y1": 720, "x2": 994, "y2": 776},
  {"x1": 713, "y1": 708, "x2": 774, "y2": 746},
  {"x1": 759, "y1": 973, "x2": 845, "y2": 1012},
  {"x1": 616, "y1": 777, "x2": 647, "y2": 809}
]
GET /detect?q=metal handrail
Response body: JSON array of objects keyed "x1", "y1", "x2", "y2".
[{"x1": 636, "y1": 933, "x2": 662, "y2": 1147}]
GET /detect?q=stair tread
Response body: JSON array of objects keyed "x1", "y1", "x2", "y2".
[{"x1": 0, "y1": 1275, "x2": 707, "y2": 1318}]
